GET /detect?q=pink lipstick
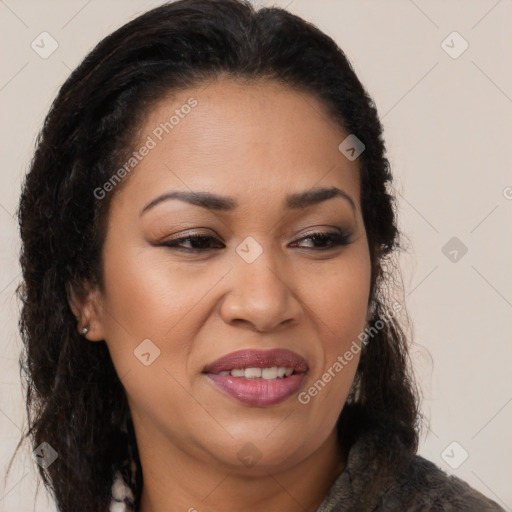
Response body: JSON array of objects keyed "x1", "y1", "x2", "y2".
[{"x1": 203, "y1": 348, "x2": 308, "y2": 407}]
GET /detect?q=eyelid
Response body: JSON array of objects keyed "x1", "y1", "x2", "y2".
[
  {"x1": 158, "y1": 225, "x2": 351, "y2": 242},
  {"x1": 158, "y1": 227, "x2": 353, "y2": 252},
  {"x1": 296, "y1": 225, "x2": 350, "y2": 237}
]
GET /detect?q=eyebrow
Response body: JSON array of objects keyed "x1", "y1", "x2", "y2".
[{"x1": 139, "y1": 186, "x2": 356, "y2": 217}]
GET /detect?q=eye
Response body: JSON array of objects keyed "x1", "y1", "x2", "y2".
[
  {"x1": 160, "y1": 232, "x2": 223, "y2": 251},
  {"x1": 159, "y1": 229, "x2": 352, "y2": 252},
  {"x1": 291, "y1": 230, "x2": 352, "y2": 250}
]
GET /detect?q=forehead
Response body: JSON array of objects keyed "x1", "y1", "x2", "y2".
[{"x1": 113, "y1": 77, "x2": 361, "y2": 216}]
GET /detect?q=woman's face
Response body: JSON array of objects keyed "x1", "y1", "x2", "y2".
[{"x1": 85, "y1": 78, "x2": 371, "y2": 473}]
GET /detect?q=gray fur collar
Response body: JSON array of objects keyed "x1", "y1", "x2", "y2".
[{"x1": 316, "y1": 422, "x2": 505, "y2": 512}]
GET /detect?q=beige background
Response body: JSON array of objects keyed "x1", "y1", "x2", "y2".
[{"x1": 1, "y1": 0, "x2": 511, "y2": 510}]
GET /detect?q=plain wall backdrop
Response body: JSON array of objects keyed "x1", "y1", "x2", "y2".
[{"x1": 1, "y1": 0, "x2": 511, "y2": 510}]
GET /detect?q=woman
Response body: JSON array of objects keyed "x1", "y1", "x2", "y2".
[{"x1": 10, "y1": 0, "x2": 505, "y2": 510}]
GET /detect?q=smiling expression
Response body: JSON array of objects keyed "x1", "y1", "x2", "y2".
[{"x1": 81, "y1": 77, "x2": 372, "y2": 472}]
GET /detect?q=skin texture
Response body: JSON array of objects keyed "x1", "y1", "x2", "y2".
[{"x1": 70, "y1": 78, "x2": 372, "y2": 512}]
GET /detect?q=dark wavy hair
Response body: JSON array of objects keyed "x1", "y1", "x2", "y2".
[{"x1": 8, "y1": 0, "x2": 421, "y2": 510}]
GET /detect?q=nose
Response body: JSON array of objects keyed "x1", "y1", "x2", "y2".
[{"x1": 219, "y1": 244, "x2": 303, "y2": 333}]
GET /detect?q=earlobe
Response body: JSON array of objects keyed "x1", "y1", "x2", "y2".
[{"x1": 66, "y1": 281, "x2": 105, "y2": 342}]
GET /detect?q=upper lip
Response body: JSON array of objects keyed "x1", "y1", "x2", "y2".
[{"x1": 203, "y1": 348, "x2": 309, "y2": 374}]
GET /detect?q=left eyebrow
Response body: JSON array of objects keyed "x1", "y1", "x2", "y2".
[{"x1": 139, "y1": 186, "x2": 356, "y2": 217}]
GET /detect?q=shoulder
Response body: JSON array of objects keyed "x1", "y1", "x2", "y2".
[{"x1": 376, "y1": 455, "x2": 506, "y2": 512}]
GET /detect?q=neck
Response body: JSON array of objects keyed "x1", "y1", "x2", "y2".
[{"x1": 137, "y1": 427, "x2": 346, "y2": 512}]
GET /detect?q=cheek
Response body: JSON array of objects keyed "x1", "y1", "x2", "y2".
[
  {"x1": 297, "y1": 261, "x2": 367, "y2": 432},
  {"x1": 98, "y1": 246, "x2": 209, "y2": 432},
  {"x1": 98, "y1": 242, "x2": 235, "y2": 385},
  {"x1": 100, "y1": 243, "x2": 221, "y2": 336},
  {"x1": 296, "y1": 247, "x2": 370, "y2": 410},
  {"x1": 302, "y1": 249, "x2": 371, "y2": 342}
]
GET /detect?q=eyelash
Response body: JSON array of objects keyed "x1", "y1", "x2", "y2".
[{"x1": 160, "y1": 230, "x2": 352, "y2": 252}]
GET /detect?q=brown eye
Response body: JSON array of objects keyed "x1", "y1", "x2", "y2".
[
  {"x1": 291, "y1": 231, "x2": 352, "y2": 250},
  {"x1": 159, "y1": 230, "x2": 352, "y2": 253},
  {"x1": 160, "y1": 233, "x2": 224, "y2": 251}
]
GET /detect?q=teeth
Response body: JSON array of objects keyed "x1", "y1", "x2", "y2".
[
  {"x1": 261, "y1": 367, "x2": 278, "y2": 379},
  {"x1": 217, "y1": 366, "x2": 295, "y2": 379},
  {"x1": 245, "y1": 367, "x2": 262, "y2": 379}
]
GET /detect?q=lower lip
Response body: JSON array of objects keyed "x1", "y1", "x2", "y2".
[{"x1": 205, "y1": 373, "x2": 306, "y2": 407}]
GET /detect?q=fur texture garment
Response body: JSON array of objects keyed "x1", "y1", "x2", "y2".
[{"x1": 315, "y1": 420, "x2": 505, "y2": 512}]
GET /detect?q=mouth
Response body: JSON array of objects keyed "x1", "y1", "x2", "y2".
[
  {"x1": 213, "y1": 366, "x2": 297, "y2": 379},
  {"x1": 202, "y1": 348, "x2": 308, "y2": 407}
]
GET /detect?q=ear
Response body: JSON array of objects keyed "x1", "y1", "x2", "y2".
[{"x1": 66, "y1": 280, "x2": 106, "y2": 342}]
